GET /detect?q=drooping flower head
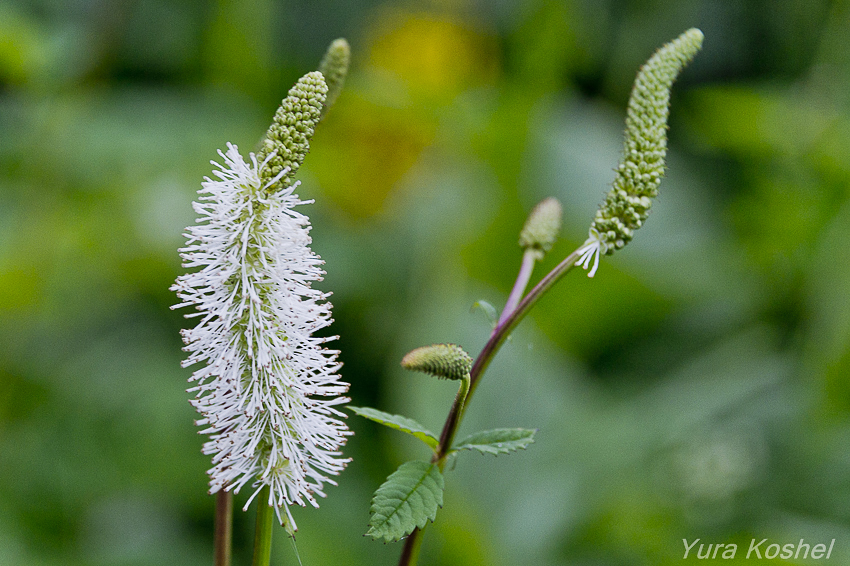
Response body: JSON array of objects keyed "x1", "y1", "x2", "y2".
[
  {"x1": 577, "y1": 28, "x2": 703, "y2": 277},
  {"x1": 171, "y1": 71, "x2": 351, "y2": 530}
]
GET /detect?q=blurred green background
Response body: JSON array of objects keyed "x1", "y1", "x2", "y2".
[{"x1": 3, "y1": 0, "x2": 850, "y2": 564}]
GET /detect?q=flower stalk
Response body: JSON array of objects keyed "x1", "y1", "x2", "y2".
[
  {"x1": 173, "y1": 69, "x2": 351, "y2": 566},
  {"x1": 500, "y1": 196, "x2": 562, "y2": 325},
  {"x1": 397, "y1": 247, "x2": 583, "y2": 566},
  {"x1": 499, "y1": 249, "x2": 537, "y2": 327},
  {"x1": 397, "y1": 28, "x2": 703, "y2": 565},
  {"x1": 214, "y1": 491, "x2": 233, "y2": 566},
  {"x1": 435, "y1": 373, "x2": 471, "y2": 469},
  {"x1": 251, "y1": 486, "x2": 274, "y2": 566}
]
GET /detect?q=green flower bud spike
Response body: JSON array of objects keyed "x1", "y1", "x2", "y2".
[
  {"x1": 499, "y1": 197, "x2": 564, "y2": 326},
  {"x1": 519, "y1": 197, "x2": 563, "y2": 259},
  {"x1": 577, "y1": 28, "x2": 703, "y2": 277},
  {"x1": 401, "y1": 344, "x2": 473, "y2": 470},
  {"x1": 401, "y1": 344, "x2": 473, "y2": 381},
  {"x1": 318, "y1": 38, "x2": 350, "y2": 120},
  {"x1": 257, "y1": 71, "x2": 327, "y2": 191}
]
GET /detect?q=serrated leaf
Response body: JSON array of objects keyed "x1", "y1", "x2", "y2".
[
  {"x1": 366, "y1": 460, "x2": 444, "y2": 542},
  {"x1": 471, "y1": 300, "x2": 499, "y2": 329},
  {"x1": 348, "y1": 406, "x2": 439, "y2": 451},
  {"x1": 451, "y1": 428, "x2": 537, "y2": 456}
]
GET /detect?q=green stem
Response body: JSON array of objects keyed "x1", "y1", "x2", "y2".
[
  {"x1": 214, "y1": 490, "x2": 233, "y2": 566},
  {"x1": 398, "y1": 245, "x2": 584, "y2": 566},
  {"x1": 397, "y1": 527, "x2": 424, "y2": 566},
  {"x1": 251, "y1": 486, "x2": 274, "y2": 566},
  {"x1": 435, "y1": 374, "x2": 471, "y2": 470},
  {"x1": 468, "y1": 247, "x2": 582, "y2": 400},
  {"x1": 398, "y1": 375, "x2": 469, "y2": 566}
]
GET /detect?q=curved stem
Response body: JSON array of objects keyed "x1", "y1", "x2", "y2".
[
  {"x1": 469, "y1": 247, "x2": 582, "y2": 399},
  {"x1": 251, "y1": 487, "x2": 274, "y2": 566},
  {"x1": 214, "y1": 490, "x2": 233, "y2": 566},
  {"x1": 498, "y1": 249, "x2": 537, "y2": 326},
  {"x1": 398, "y1": 245, "x2": 585, "y2": 566},
  {"x1": 398, "y1": 378, "x2": 471, "y2": 566},
  {"x1": 398, "y1": 527, "x2": 424, "y2": 566},
  {"x1": 435, "y1": 374, "x2": 471, "y2": 470}
]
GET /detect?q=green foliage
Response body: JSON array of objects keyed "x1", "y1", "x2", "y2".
[
  {"x1": 2, "y1": 2, "x2": 850, "y2": 565},
  {"x1": 348, "y1": 406, "x2": 439, "y2": 451},
  {"x1": 451, "y1": 428, "x2": 536, "y2": 456},
  {"x1": 366, "y1": 460, "x2": 444, "y2": 542}
]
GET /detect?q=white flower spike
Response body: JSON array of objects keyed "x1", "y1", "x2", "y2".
[{"x1": 171, "y1": 73, "x2": 351, "y2": 530}]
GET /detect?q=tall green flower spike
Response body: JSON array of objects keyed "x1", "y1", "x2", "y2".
[
  {"x1": 401, "y1": 344, "x2": 473, "y2": 381},
  {"x1": 576, "y1": 28, "x2": 703, "y2": 277},
  {"x1": 318, "y1": 38, "x2": 350, "y2": 120},
  {"x1": 257, "y1": 71, "x2": 327, "y2": 190}
]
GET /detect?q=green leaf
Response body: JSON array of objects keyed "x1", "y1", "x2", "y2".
[
  {"x1": 471, "y1": 300, "x2": 499, "y2": 329},
  {"x1": 451, "y1": 428, "x2": 537, "y2": 456},
  {"x1": 348, "y1": 406, "x2": 439, "y2": 451},
  {"x1": 366, "y1": 460, "x2": 444, "y2": 542}
]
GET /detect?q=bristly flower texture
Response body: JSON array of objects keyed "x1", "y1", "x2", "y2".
[
  {"x1": 577, "y1": 28, "x2": 703, "y2": 277},
  {"x1": 171, "y1": 72, "x2": 351, "y2": 529}
]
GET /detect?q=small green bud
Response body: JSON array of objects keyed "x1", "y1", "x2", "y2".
[
  {"x1": 258, "y1": 71, "x2": 328, "y2": 191},
  {"x1": 401, "y1": 344, "x2": 472, "y2": 381},
  {"x1": 318, "y1": 38, "x2": 350, "y2": 120},
  {"x1": 519, "y1": 197, "x2": 562, "y2": 258}
]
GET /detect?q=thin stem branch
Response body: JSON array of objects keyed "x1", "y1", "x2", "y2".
[
  {"x1": 469, "y1": 247, "x2": 582, "y2": 400},
  {"x1": 498, "y1": 249, "x2": 537, "y2": 327},
  {"x1": 398, "y1": 245, "x2": 585, "y2": 566},
  {"x1": 214, "y1": 490, "x2": 233, "y2": 566},
  {"x1": 398, "y1": 377, "x2": 471, "y2": 566},
  {"x1": 435, "y1": 375, "x2": 471, "y2": 470},
  {"x1": 251, "y1": 487, "x2": 274, "y2": 566},
  {"x1": 397, "y1": 527, "x2": 424, "y2": 566}
]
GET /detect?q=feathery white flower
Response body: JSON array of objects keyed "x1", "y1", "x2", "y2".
[
  {"x1": 171, "y1": 142, "x2": 351, "y2": 529},
  {"x1": 575, "y1": 227, "x2": 607, "y2": 278}
]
